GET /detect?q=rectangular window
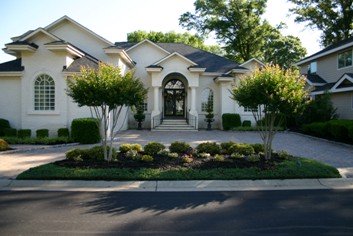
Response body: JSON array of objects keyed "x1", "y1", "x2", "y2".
[
  {"x1": 338, "y1": 50, "x2": 352, "y2": 69},
  {"x1": 310, "y1": 62, "x2": 317, "y2": 73},
  {"x1": 143, "y1": 102, "x2": 148, "y2": 112},
  {"x1": 244, "y1": 106, "x2": 258, "y2": 113}
]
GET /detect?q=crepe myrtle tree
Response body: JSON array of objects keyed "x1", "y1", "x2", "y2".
[
  {"x1": 231, "y1": 65, "x2": 308, "y2": 160},
  {"x1": 67, "y1": 63, "x2": 147, "y2": 161}
]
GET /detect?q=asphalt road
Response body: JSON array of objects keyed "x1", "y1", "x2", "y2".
[{"x1": 1, "y1": 190, "x2": 353, "y2": 235}]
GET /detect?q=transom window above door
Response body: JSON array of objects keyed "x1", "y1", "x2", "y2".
[{"x1": 165, "y1": 79, "x2": 185, "y2": 89}]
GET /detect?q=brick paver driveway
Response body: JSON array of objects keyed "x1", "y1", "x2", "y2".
[{"x1": 1, "y1": 130, "x2": 353, "y2": 178}]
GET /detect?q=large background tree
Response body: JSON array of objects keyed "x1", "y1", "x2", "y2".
[
  {"x1": 179, "y1": 0, "x2": 307, "y2": 67},
  {"x1": 231, "y1": 65, "x2": 308, "y2": 160},
  {"x1": 288, "y1": 0, "x2": 353, "y2": 46},
  {"x1": 127, "y1": 30, "x2": 224, "y2": 56},
  {"x1": 67, "y1": 63, "x2": 147, "y2": 161}
]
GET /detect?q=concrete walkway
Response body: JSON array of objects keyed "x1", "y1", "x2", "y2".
[{"x1": 1, "y1": 178, "x2": 353, "y2": 192}]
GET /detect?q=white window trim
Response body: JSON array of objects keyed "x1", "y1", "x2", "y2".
[{"x1": 337, "y1": 49, "x2": 353, "y2": 70}]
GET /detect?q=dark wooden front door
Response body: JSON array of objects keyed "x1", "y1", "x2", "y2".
[{"x1": 164, "y1": 89, "x2": 185, "y2": 117}]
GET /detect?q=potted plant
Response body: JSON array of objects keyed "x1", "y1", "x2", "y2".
[
  {"x1": 134, "y1": 104, "x2": 145, "y2": 130},
  {"x1": 204, "y1": 97, "x2": 214, "y2": 130}
]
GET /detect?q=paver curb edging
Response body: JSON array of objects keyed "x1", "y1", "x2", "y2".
[
  {"x1": 2, "y1": 143, "x2": 80, "y2": 154},
  {"x1": 1, "y1": 178, "x2": 353, "y2": 192}
]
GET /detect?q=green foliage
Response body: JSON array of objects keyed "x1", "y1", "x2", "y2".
[
  {"x1": 213, "y1": 154, "x2": 225, "y2": 162},
  {"x1": 18, "y1": 129, "x2": 31, "y2": 139},
  {"x1": 127, "y1": 30, "x2": 224, "y2": 56},
  {"x1": 0, "y1": 118, "x2": 10, "y2": 136},
  {"x1": 197, "y1": 153, "x2": 211, "y2": 159},
  {"x1": 66, "y1": 146, "x2": 113, "y2": 162},
  {"x1": 181, "y1": 155, "x2": 193, "y2": 163},
  {"x1": 36, "y1": 129, "x2": 49, "y2": 138},
  {"x1": 144, "y1": 142, "x2": 165, "y2": 156},
  {"x1": 232, "y1": 65, "x2": 308, "y2": 160},
  {"x1": 141, "y1": 155, "x2": 154, "y2": 162},
  {"x1": 3, "y1": 128, "x2": 17, "y2": 137},
  {"x1": 0, "y1": 138, "x2": 10, "y2": 151},
  {"x1": 179, "y1": 0, "x2": 306, "y2": 66},
  {"x1": 250, "y1": 143, "x2": 265, "y2": 154},
  {"x1": 58, "y1": 128, "x2": 69, "y2": 138},
  {"x1": 126, "y1": 150, "x2": 139, "y2": 159},
  {"x1": 229, "y1": 143, "x2": 255, "y2": 156},
  {"x1": 301, "y1": 120, "x2": 353, "y2": 144},
  {"x1": 247, "y1": 154, "x2": 261, "y2": 163},
  {"x1": 169, "y1": 141, "x2": 191, "y2": 154},
  {"x1": 230, "y1": 153, "x2": 244, "y2": 160},
  {"x1": 220, "y1": 141, "x2": 236, "y2": 154},
  {"x1": 242, "y1": 120, "x2": 251, "y2": 127},
  {"x1": 168, "y1": 152, "x2": 179, "y2": 159},
  {"x1": 222, "y1": 113, "x2": 241, "y2": 130},
  {"x1": 119, "y1": 143, "x2": 143, "y2": 153},
  {"x1": 298, "y1": 92, "x2": 337, "y2": 125},
  {"x1": 288, "y1": 0, "x2": 353, "y2": 46},
  {"x1": 196, "y1": 142, "x2": 221, "y2": 155},
  {"x1": 71, "y1": 118, "x2": 100, "y2": 144}
]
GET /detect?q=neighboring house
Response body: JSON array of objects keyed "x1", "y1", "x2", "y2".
[
  {"x1": 0, "y1": 16, "x2": 263, "y2": 135},
  {"x1": 296, "y1": 37, "x2": 353, "y2": 119}
]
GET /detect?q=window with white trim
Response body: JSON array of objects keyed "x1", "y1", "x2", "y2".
[
  {"x1": 34, "y1": 74, "x2": 55, "y2": 111},
  {"x1": 143, "y1": 102, "x2": 148, "y2": 112},
  {"x1": 309, "y1": 61, "x2": 317, "y2": 73},
  {"x1": 338, "y1": 50, "x2": 352, "y2": 69},
  {"x1": 201, "y1": 88, "x2": 214, "y2": 112}
]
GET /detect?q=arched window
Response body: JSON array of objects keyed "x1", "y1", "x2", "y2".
[
  {"x1": 201, "y1": 88, "x2": 213, "y2": 112},
  {"x1": 34, "y1": 74, "x2": 55, "y2": 111}
]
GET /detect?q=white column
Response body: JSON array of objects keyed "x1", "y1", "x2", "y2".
[
  {"x1": 190, "y1": 86, "x2": 197, "y2": 115},
  {"x1": 152, "y1": 86, "x2": 160, "y2": 114}
]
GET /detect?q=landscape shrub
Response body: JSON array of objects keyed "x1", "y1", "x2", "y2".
[
  {"x1": 301, "y1": 122, "x2": 329, "y2": 138},
  {"x1": 17, "y1": 129, "x2": 31, "y2": 139},
  {"x1": 0, "y1": 118, "x2": 10, "y2": 136},
  {"x1": 220, "y1": 141, "x2": 236, "y2": 154},
  {"x1": 181, "y1": 155, "x2": 193, "y2": 163},
  {"x1": 71, "y1": 118, "x2": 100, "y2": 144},
  {"x1": 328, "y1": 120, "x2": 351, "y2": 142},
  {"x1": 228, "y1": 143, "x2": 255, "y2": 156},
  {"x1": 141, "y1": 155, "x2": 153, "y2": 162},
  {"x1": 3, "y1": 128, "x2": 17, "y2": 137},
  {"x1": 66, "y1": 146, "x2": 113, "y2": 162},
  {"x1": 2, "y1": 136, "x2": 73, "y2": 145},
  {"x1": 250, "y1": 143, "x2": 265, "y2": 154},
  {"x1": 36, "y1": 129, "x2": 49, "y2": 138},
  {"x1": 169, "y1": 141, "x2": 191, "y2": 154},
  {"x1": 126, "y1": 149, "x2": 139, "y2": 159},
  {"x1": 196, "y1": 142, "x2": 221, "y2": 155},
  {"x1": 119, "y1": 143, "x2": 143, "y2": 153},
  {"x1": 222, "y1": 113, "x2": 241, "y2": 130},
  {"x1": 247, "y1": 154, "x2": 260, "y2": 163},
  {"x1": 349, "y1": 126, "x2": 353, "y2": 141},
  {"x1": 0, "y1": 138, "x2": 10, "y2": 151},
  {"x1": 213, "y1": 154, "x2": 225, "y2": 162},
  {"x1": 58, "y1": 128, "x2": 69, "y2": 138},
  {"x1": 230, "y1": 153, "x2": 244, "y2": 159},
  {"x1": 242, "y1": 120, "x2": 251, "y2": 127},
  {"x1": 168, "y1": 152, "x2": 179, "y2": 159},
  {"x1": 144, "y1": 142, "x2": 165, "y2": 156}
]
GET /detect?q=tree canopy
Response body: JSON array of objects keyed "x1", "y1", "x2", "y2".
[
  {"x1": 67, "y1": 63, "x2": 147, "y2": 161},
  {"x1": 179, "y1": 0, "x2": 307, "y2": 67},
  {"x1": 127, "y1": 30, "x2": 224, "y2": 56},
  {"x1": 288, "y1": 0, "x2": 353, "y2": 47},
  {"x1": 231, "y1": 65, "x2": 308, "y2": 160}
]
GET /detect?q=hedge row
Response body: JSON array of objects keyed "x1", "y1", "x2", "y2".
[{"x1": 301, "y1": 120, "x2": 353, "y2": 144}]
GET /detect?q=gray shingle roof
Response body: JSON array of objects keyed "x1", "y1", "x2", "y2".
[
  {"x1": 115, "y1": 41, "x2": 245, "y2": 73},
  {"x1": 0, "y1": 59, "x2": 24, "y2": 72},
  {"x1": 312, "y1": 83, "x2": 336, "y2": 92},
  {"x1": 64, "y1": 56, "x2": 98, "y2": 72},
  {"x1": 306, "y1": 73, "x2": 327, "y2": 84}
]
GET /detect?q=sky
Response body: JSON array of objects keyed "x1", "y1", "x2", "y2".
[{"x1": 0, "y1": 0, "x2": 322, "y2": 63}]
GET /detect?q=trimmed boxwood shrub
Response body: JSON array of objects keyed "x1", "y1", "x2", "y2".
[
  {"x1": 0, "y1": 138, "x2": 10, "y2": 151},
  {"x1": 3, "y1": 128, "x2": 17, "y2": 137},
  {"x1": 58, "y1": 128, "x2": 69, "y2": 138},
  {"x1": 229, "y1": 143, "x2": 255, "y2": 156},
  {"x1": 18, "y1": 129, "x2": 31, "y2": 139},
  {"x1": 66, "y1": 146, "x2": 114, "y2": 162},
  {"x1": 71, "y1": 118, "x2": 100, "y2": 144},
  {"x1": 0, "y1": 118, "x2": 10, "y2": 136},
  {"x1": 328, "y1": 120, "x2": 351, "y2": 142},
  {"x1": 242, "y1": 120, "x2": 251, "y2": 127},
  {"x1": 119, "y1": 143, "x2": 143, "y2": 153},
  {"x1": 144, "y1": 142, "x2": 165, "y2": 156},
  {"x1": 169, "y1": 141, "x2": 191, "y2": 154},
  {"x1": 250, "y1": 143, "x2": 265, "y2": 154},
  {"x1": 196, "y1": 142, "x2": 221, "y2": 155},
  {"x1": 36, "y1": 129, "x2": 49, "y2": 138},
  {"x1": 220, "y1": 141, "x2": 236, "y2": 154},
  {"x1": 222, "y1": 113, "x2": 241, "y2": 130}
]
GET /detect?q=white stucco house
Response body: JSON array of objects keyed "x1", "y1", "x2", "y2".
[{"x1": 0, "y1": 16, "x2": 263, "y2": 135}]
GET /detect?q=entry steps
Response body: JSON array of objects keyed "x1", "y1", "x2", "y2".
[{"x1": 153, "y1": 119, "x2": 197, "y2": 131}]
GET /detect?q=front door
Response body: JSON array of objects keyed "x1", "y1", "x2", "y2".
[{"x1": 164, "y1": 89, "x2": 185, "y2": 117}]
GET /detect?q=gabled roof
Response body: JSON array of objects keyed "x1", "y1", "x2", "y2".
[
  {"x1": 5, "y1": 41, "x2": 39, "y2": 49},
  {"x1": 153, "y1": 52, "x2": 197, "y2": 66},
  {"x1": 44, "y1": 15, "x2": 114, "y2": 46},
  {"x1": 18, "y1": 28, "x2": 61, "y2": 41},
  {"x1": 306, "y1": 73, "x2": 327, "y2": 84},
  {"x1": 64, "y1": 56, "x2": 99, "y2": 72},
  {"x1": 297, "y1": 36, "x2": 353, "y2": 65},
  {"x1": 0, "y1": 59, "x2": 24, "y2": 72},
  {"x1": 125, "y1": 39, "x2": 170, "y2": 54},
  {"x1": 116, "y1": 41, "x2": 245, "y2": 73},
  {"x1": 311, "y1": 73, "x2": 353, "y2": 95},
  {"x1": 240, "y1": 58, "x2": 265, "y2": 67}
]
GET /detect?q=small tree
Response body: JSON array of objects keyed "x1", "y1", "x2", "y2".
[
  {"x1": 204, "y1": 95, "x2": 214, "y2": 130},
  {"x1": 133, "y1": 103, "x2": 146, "y2": 130},
  {"x1": 231, "y1": 65, "x2": 308, "y2": 160},
  {"x1": 67, "y1": 63, "x2": 147, "y2": 161}
]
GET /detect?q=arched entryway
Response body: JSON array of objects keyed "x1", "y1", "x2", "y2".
[{"x1": 163, "y1": 73, "x2": 187, "y2": 118}]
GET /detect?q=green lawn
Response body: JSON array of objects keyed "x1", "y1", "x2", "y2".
[{"x1": 17, "y1": 158, "x2": 340, "y2": 180}]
